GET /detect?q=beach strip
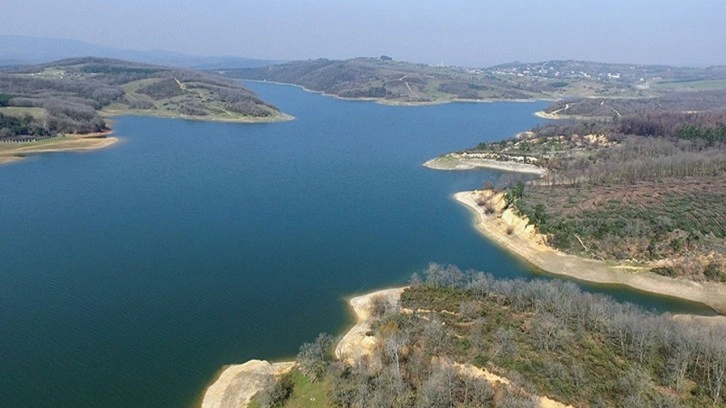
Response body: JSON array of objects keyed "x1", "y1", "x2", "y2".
[
  {"x1": 0, "y1": 132, "x2": 119, "y2": 165},
  {"x1": 455, "y1": 189, "x2": 726, "y2": 314},
  {"x1": 423, "y1": 155, "x2": 546, "y2": 175}
]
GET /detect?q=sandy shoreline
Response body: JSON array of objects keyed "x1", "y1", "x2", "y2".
[
  {"x1": 197, "y1": 188, "x2": 726, "y2": 406},
  {"x1": 455, "y1": 190, "x2": 726, "y2": 314},
  {"x1": 0, "y1": 132, "x2": 119, "y2": 165},
  {"x1": 0, "y1": 109, "x2": 294, "y2": 167},
  {"x1": 424, "y1": 154, "x2": 546, "y2": 175},
  {"x1": 335, "y1": 287, "x2": 406, "y2": 364}
]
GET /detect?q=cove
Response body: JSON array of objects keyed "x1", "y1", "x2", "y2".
[{"x1": 0, "y1": 82, "x2": 713, "y2": 408}]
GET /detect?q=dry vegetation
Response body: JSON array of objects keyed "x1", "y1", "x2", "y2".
[
  {"x1": 251, "y1": 265, "x2": 726, "y2": 408},
  {"x1": 468, "y1": 109, "x2": 726, "y2": 280}
]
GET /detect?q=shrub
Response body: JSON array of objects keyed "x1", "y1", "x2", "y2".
[
  {"x1": 651, "y1": 266, "x2": 677, "y2": 277},
  {"x1": 703, "y1": 261, "x2": 725, "y2": 282},
  {"x1": 258, "y1": 372, "x2": 294, "y2": 408}
]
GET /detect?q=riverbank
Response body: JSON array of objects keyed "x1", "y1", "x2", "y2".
[
  {"x1": 456, "y1": 189, "x2": 726, "y2": 314},
  {"x1": 0, "y1": 131, "x2": 119, "y2": 165},
  {"x1": 423, "y1": 153, "x2": 546, "y2": 175}
]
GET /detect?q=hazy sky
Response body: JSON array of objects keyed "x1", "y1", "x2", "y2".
[{"x1": 3, "y1": 0, "x2": 724, "y2": 66}]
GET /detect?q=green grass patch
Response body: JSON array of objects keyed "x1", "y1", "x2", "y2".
[
  {"x1": 248, "y1": 368, "x2": 329, "y2": 408},
  {"x1": 0, "y1": 107, "x2": 46, "y2": 118},
  {"x1": 281, "y1": 369, "x2": 329, "y2": 408}
]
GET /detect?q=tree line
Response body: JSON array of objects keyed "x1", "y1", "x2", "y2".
[{"x1": 0, "y1": 112, "x2": 50, "y2": 139}]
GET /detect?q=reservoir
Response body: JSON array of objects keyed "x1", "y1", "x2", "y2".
[{"x1": 0, "y1": 82, "x2": 712, "y2": 407}]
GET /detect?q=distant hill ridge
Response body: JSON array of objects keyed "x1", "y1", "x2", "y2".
[{"x1": 223, "y1": 57, "x2": 726, "y2": 104}]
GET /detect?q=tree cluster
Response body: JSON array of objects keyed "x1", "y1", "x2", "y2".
[
  {"x1": 0, "y1": 112, "x2": 50, "y2": 139},
  {"x1": 406, "y1": 264, "x2": 726, "y2": 406}
]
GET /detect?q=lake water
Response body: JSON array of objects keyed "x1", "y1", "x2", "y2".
[{"x1": 0, "y1": 82, "x2": 713, "y2": 407}]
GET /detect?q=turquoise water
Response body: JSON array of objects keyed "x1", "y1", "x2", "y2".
[{"x1": 0, "y1": 82, "x2": 712, "y2": 407}]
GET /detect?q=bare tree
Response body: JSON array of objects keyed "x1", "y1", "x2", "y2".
[{"x1": 296, "y1": 333, "x2": 335, "y2": 381}]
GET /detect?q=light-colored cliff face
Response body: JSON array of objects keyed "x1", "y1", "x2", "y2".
[{"x1": 473, "y1": 190, "x2": 546, "y2": 246}]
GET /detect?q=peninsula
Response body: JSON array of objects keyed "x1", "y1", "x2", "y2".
[
  {"x1": 0, "y1": 57, "x2": 290, "y2": 164},
  {"x1": 426, "y1": 93, "x2": 726, "y2": 313},
  {"x1": 0, "y1": 131, "x2": 119, "y2": 165},
  {"x1": 200, "y1": 286, "x2": 581, "y2": 408}
]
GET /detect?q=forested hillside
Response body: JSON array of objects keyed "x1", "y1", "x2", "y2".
[
  {"x1": 0, "y1": 57, "x2": 284, "y2": 140},
  {"x1": 222, "y1": 58, "x2": 560, "y2": 103},
  {"x1": 465, "y1": 107, "x2": 726, "y2": 280}
]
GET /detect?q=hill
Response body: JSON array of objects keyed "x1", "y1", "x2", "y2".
[
  {"x1": 222, "y1": 58, "x2": 726, "y2": 104},
  {"x1": 0, "y1": 57, "x2": 286, "y2": 141}
]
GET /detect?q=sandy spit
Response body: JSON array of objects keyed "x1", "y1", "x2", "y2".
[
  {"x1": 455, "y1": 190, "x2": 726, "y2": 314},
  {"x1": 335, "y1": 287, "x2": 407, "y2": 365},
  {"x1": 0, "y1": 133, "x2": 119, "y2": 165},
  {"x1": 424, "y1": 155, "x2": 546, "y2": 175}
]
